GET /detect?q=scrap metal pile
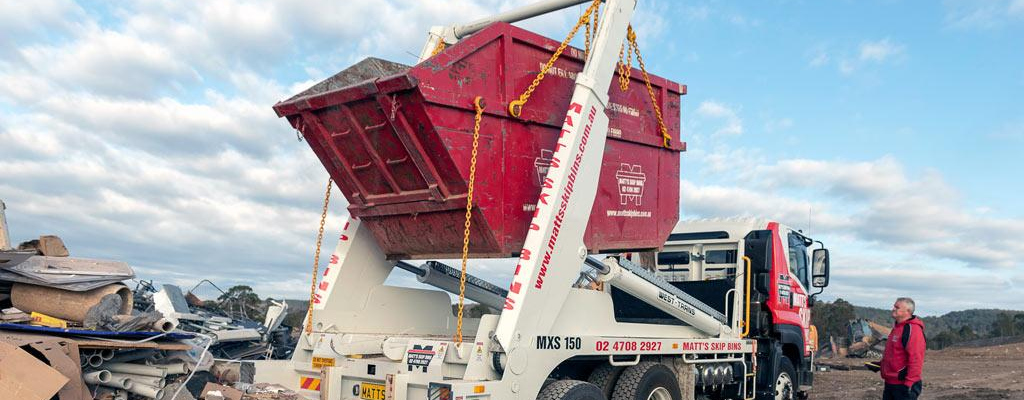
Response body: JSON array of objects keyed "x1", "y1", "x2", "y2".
[
  {"x1": 0, "y1": 200, "x2": 300, "y2": 400},
  {"x1": 814, "y1": 318, "x2": 892, "y2": 359}
]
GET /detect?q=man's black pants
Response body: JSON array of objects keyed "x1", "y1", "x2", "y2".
[{"x1": 882, "y1": 382, "x2": 922, "y2": 400}]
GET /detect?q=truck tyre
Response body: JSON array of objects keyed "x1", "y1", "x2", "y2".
[
  {"x1": 538, "y1": 380, "x2": 606, "y2": 400},
  {"x1": 611, "y1": 362, "x2": 681, "y2": 400},
  {"x1": 771, "y1": 358, "x2": 796, "y2": 400},
  {"x1": 588, "y1": 364, "x2": 624, "y2": 398}
]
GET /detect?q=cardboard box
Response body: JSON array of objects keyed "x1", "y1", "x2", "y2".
[
  {"x1": 0, "y1": 334, "x2": 92, "y2": 400},
  {"x1": 201, "y1": 382, "x2": 243, "y2": 400},
  {"x1": 0, "y1": 341, "x2": 69, "y2": 400}
]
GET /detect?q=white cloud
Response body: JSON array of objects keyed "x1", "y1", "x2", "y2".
[
  {"x1": 681, "y1": 180, "x2": 853, "y2": 233},
  {"x1": 1, "y1": 0, "x2": 1020, "y2": 316},
  {"x1": 858, "y1": 38, "x2": 905, "y2": 63},
  {"x1": 838, "y1": 59, "x2": 856, "y2": 75},
  {"x1": 681, "y1": 5, "x2": 711, "y2": 21},
  {"x1": 754, "y1": 157, "x2": 909, "y2": 200},
  {"x1": 943, "y1": 0, "x2": 1024, "y2": 29},
  {"x1": 19, "y1": 29, "x2": 199, "y2": 99},
  {"x1": 682, "y1": 153, "x2": 1024, "y2": 312},
  {"x1": 694, "y1": 100, "x2": 743, "y2": 137},
  {"x1": 810, "y1": 51, "x2": 829, "y2": 68},
  {"x1": 1012, "y1": 0, "x2": 1024, "y2": 15},
  {"x1": 832, "y1": 39, "x2": 906, "y2": 75},
  {"x1": 0, "y1": 0, "x2": 90, "y2": 57},
  {"x1": 764, "y1": 118, "x2": 793, "y2": 133},
  {"x1": 685, "y1": 155, "x2": 1024, "y2": 271},
  {"x1": 824, "y1": 259, "x2": 1024, "y2": 314},
  {"x1": 727, "y1": 14, "x2": 760, "y2": 28},
  {"x1": 1, "y1": 0, "x2": 617, "y2": 301},
  {"x1": 989, "y1": 120, "x2": 1024, "y2": 141}
]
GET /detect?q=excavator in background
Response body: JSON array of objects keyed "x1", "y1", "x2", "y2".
[{"x1": 846, "y1": 319, "x2": 891, "y2": 359}]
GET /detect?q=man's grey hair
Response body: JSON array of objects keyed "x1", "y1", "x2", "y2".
[{"x1": 896, "y1": 297, "x2": 916, "y2": 314}]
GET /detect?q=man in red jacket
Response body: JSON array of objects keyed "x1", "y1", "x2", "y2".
[{"x1": 880, "y1": 297, "x2": 926, "y2": 400}]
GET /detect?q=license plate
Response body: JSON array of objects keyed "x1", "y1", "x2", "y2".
[{"x1": 359, "y1": 382, "x2": 385, "y2": 400}]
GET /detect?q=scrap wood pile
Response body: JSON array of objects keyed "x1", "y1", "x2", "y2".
[{"x1": 0, "y1": 232, "x2": 299, "y2": 400}]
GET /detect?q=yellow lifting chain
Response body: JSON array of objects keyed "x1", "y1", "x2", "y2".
[
  {"x1": 506, "y1": 1, "x2": 671, "y2": 149},
  {"x1": 430, "y1": 39, "x2": 446, "y2": 57},
  {"x1": 583, "y1": 3, "x2": 600, "y2": 59},
  {"x1": 508, "y1": 0, "x2": 602, "y2": 118},
  {"x1": 621, "y1": 25, "x2": 672, "y2": 148},
  {"x1": 305, "y1": 178, "x2": 333, "y2": 335},
  {"x1": 455, "y1": 96, "x2": 486, "y2": 346}
]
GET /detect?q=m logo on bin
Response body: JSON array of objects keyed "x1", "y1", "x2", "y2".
[
  {"x1": 534, "y1": 150, "x2": 553, "y2": 184},
  {"x1": 407, "y1": 345, "x2": 436, "y2": 372},
  {"x1": 615, "y1": 164, "x2": 646, "y2": 206}
]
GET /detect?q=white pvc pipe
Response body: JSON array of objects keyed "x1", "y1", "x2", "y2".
[
  {"x1": 88, "y1": 354, "x2": 104, "y2": 368},
  {"x1": 100, "y1": 349, "x2": 115, "y2": 360},
  {"x1": 156, "y1": 362, "x2": 187, "y2": 375},
  {"x1": 109, "y1": 372, "x2": 164, "y2": 387},
  {"x1": 101, "y1": 376, "x2": 134, "y2": 390},
  {"x1": 103, "y1": 362, "x2": 168, "y2": 377},
  {"x1": 127, "y1": 383, "x2": 165, "y2": 399},
  {"x1": 154, "y1": 317, "x2": 178, "y2": 333},
  {"x1": 83, "y1": 370, "x2": 112, "y2": 385}
]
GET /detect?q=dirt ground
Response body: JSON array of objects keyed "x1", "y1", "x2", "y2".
[{"x1": 810, "y1": 342, "x2": 1024, "y2": 400}]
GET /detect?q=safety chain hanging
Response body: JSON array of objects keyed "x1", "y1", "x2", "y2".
[
  {"x1": 617, "y1": 25, "x2": 672, "y2": 148},
  {"x1": 305, "y1": 178, "x2": 333, "y2": 335},
  {"x1": 508, "y1": 0, "x2": 603, "y2": 118},
  {"x1": 455, "y1": 96, "x2": 486, "y2": 346}
]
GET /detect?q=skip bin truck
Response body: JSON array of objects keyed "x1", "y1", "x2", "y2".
[{"x1": 254, "y1": 0, "x2": 832, "y2": 399}]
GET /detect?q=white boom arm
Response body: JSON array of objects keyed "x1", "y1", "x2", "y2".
[
  {"x1": 598, "y1": 257, "x2": 729, "y2": 335},
  {"x1": 0, "y1": 200, "x2": 11, "y2": 250},
  {"x1": 418, "y1": 0, "x2": 595, "y2": 61},
  {"x1": 494, "y1": 0, "x2": 636, "y2": 350}
]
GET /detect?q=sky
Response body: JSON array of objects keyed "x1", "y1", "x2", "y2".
[{"x1": 1, "y1": 0, "x2": 1022, "y2": 316}]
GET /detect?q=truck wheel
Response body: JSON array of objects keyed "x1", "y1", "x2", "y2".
[
  {"x1": 611, "y1": 362, "x2": 681, "y2": 400},
  {"x1": 538, "y1": 380, "x2": 606, "y2": 400},
  {"x1": 772, "y1": 358, "x2": 796, "y2": 400},
  {"x1": 588, "y1": 364, "x2": 624, "y2": 398}
]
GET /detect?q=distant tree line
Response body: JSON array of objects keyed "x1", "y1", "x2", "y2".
[
  {"x1": 930, "y1": 312, "x2": 1024, "y2": 349},
  {"x1": 812, "y1": 300, "x2": 1024, "y2": 351}
]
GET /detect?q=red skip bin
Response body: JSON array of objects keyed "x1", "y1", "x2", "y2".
[{"x1": 274, "y1": 22, "x2": 686, "y2": 259}]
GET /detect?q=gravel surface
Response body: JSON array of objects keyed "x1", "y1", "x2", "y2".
[{"x1": 810, "y1": 343, "x2": 1024, "y2": 400}]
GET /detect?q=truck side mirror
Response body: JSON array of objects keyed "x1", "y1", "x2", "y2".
[
  {"x1": 743, "y1": 230, "x2": 773, "y2": 274},
  {"x1": 811, "y1": 248, "x2": 830, "y2": 288}
]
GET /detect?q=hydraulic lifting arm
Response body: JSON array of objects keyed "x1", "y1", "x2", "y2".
[
  {"x1": 418, "y1": 0, "x2": 597, "y2": 61},
  {"x1": 493, "y1": 0, "x2": 637, "y2": 350}
]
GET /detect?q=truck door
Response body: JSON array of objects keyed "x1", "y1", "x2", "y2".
[
  {"x1": 784, "y1": 228, "x2": 812, "y2": 356},
  {"x1": 767, "y1": 223, "x2": 813, "y2": 356}
]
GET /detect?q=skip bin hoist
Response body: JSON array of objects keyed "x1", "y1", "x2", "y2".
[{"x1": 254, "y1": 0, "x2": 833, "y2": 399}]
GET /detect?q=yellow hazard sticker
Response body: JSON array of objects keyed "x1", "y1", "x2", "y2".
[
  {"x1": 299, "y1": 377, "x2": 322, "y2": 391},
  {"x1": 312, "y1": 356, "x2": 336, "y2": 369}
]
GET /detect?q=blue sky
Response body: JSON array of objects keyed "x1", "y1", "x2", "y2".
[{"x1": 1, "y1": 0, "x2": 1022, "y2": 315}]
